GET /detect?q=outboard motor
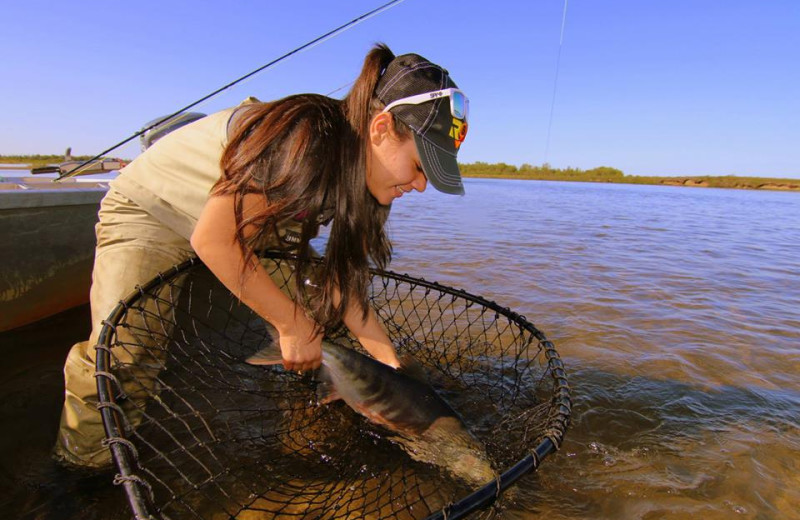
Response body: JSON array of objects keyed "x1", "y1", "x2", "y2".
[{"x1": 139, "y1": 112, "x2": 207, "y2": 151}]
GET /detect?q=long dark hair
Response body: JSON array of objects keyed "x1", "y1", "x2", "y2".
[{"x1": 214, "y1": 44, "x2": 401, "y2": 332}]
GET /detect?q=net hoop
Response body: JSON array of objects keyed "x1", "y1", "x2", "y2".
[{"x1": 95, "y1": 253, "x2": 571, "y2": 519}]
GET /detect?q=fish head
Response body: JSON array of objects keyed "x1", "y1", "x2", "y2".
[
  {"x1": 436, "y1": 434, "x2": 496, "y2": 487},
  {"x1": 401, "y1": 416, "x2": 497, "y2": 488}
]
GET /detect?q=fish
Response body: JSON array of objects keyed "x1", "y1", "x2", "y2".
[{"x1": 246, "y1": 339, "x2": 496, "y2": 488}]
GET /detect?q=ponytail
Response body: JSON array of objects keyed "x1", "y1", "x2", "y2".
[
  {"x1": 217, "y1": 44, "x2": 403, "y2": 333},
  {"x1": 316, "y1": 43, "x2": 403, "y2": 327},
  {"x1": 343, "y1": 43, "x2": 396, "y2": 139}
]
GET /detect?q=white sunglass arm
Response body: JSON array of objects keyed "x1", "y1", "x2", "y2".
[{"x1": 382, "y1": 88, "x2": 466, "y2": 118}]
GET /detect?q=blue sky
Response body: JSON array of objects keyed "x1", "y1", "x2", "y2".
[{"x1": 2, "y1": 0, "x2": 798, "y2": 178}]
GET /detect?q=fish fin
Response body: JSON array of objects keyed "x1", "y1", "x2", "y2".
[
  {"x1": 245, "y1": 344, "x2": 283, "y2": 366},
  {"x1": 397, "y1": 354, "x2": 430, "y2": 383},
  {"x1": 315, "y1": 378, "x2": 341, "y2": 405}
]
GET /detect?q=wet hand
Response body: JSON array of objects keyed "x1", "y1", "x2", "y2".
[{"x1": 277, "y1": 315, "x2": 322, "y2": 372}]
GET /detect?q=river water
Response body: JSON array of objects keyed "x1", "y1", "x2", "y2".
[
  {"x1": 2, "y1": 178, "x2": 798, "y2": 519},
  {"x1": 385, "y1": 179, "x2": 800, "y2": 519}
]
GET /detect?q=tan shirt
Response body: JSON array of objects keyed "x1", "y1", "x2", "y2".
[
  {"x1": 111, "y1": 103, "x2": 327, "y2": 248},
  {"x1": 111, "y1": 107, "x2": 236, "y2": 241}
]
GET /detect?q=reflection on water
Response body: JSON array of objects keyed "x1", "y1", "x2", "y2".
[{"x1": 2, "y1": 179, "x2": 799, "y2": 518}]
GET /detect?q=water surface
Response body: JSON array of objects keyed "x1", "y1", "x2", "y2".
[
  {"x1": 2, "y1": 179, "x2": 798, "y2": 519},
  {"x1": 385, "y1": 179, "x2": 800, "y2": 519}
]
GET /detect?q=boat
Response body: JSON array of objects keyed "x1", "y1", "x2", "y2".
[
  {"x1": 0, "y1": 176, "x2": 108, "y2": 332},
  {"x1": 138, "y1": 112, "x2": 206, "y2": 151},
  {"x1": 30, "y1": 157, "x2": 127, "y2": 176},
  {"x1": 0, "y1": 112, "x2": 206, "y2": 332}
]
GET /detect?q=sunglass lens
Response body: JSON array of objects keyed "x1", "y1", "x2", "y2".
[{"x1": 452, "y1": 91, "x2": 468, "y2": 120}]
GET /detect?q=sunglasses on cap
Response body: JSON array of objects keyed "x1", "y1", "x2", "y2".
[{"x1": 382, "y1": 88, "x2": 469, "y2": 122}]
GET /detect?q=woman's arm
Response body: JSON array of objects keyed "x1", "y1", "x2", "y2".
[
  {"x1": 342, "y1": 300, "x2": 401, "y2": 369},
  {"x1": 191, "y1": 193, "x2": 322, "y2": 371}
]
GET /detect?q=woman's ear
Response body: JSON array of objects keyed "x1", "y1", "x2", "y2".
[{"x1": 369, "y1": 111, "x2": 395, "y2": 145}]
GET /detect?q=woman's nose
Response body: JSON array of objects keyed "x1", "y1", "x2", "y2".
[{"x1": 411, "y1": 170, "x2": 427, "y2": 192}]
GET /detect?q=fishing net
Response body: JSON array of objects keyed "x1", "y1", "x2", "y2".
[{"x1": 95, "y1": 253, "x2": 571, "y2": 519}]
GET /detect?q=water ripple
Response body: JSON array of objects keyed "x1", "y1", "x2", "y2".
[{"x1": 381, "y1": 179, "x2": 800, "y2": 518}]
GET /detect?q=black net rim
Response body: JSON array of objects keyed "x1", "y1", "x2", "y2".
[{"x1": 95, "y1": 253, "x2": 572, "y2": 520}]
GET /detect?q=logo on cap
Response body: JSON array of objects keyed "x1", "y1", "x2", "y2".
[{"x1": 450, "y1": 118, "x2": 468, "y2": 150}]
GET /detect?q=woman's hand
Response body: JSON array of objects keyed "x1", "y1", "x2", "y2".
[
  {"x1": 276, "y1": 312, "x2": 323, "y2": 372},
  {"x1": 193, "y1": 194, "x2": 324, "y2": 372}
]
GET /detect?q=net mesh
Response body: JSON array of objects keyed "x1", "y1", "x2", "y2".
[{"x1": 95, "y1": 253, "x2": 571, "y2": 519}]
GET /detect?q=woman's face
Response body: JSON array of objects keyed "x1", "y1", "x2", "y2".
[{"x1": 366, "y1": 113, "x2": 427, "y2": 206}]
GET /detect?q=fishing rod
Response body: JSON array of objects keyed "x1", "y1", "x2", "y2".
[
  {"x1": 57, "y1": 0, "x2": 407, "y2": 181},
  {"x1": 544, "y1": 0, "x2": 569, "y2": 165}
]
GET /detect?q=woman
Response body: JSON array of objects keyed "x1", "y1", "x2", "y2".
[{"x1": 55, "y1": 43, "x2": 470, "y2": 468}]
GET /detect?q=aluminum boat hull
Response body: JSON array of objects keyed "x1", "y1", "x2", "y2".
[{"x1": 0, "y1": 179, "x2": 106, "y2": 332}]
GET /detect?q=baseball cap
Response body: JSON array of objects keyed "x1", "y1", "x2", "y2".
[{"x1": 375, "y1": 54, "x2": 469, "y2": 195}]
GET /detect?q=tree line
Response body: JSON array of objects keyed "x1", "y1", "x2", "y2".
[
  {"x1": 459, "y1": 162, "x2": 624, "y2": 181},
  {"x1": 457, "y1": 161, "x2": 799, "y2": 191}
]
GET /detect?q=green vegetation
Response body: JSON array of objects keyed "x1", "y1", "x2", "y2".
[
  {"x1": 2, "y1": 155, "x2": 797, "y2": 191},
  {"x1": 0, "y1": 154, "x2": 96, "y2": 168},
  {"x1": 459, "y1": 162, "x2": 800, "y2": 192}
]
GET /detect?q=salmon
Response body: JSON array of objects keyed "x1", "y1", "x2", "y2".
[{"x1": 247, "y1": 339, "x2": 496, "y2": 488}]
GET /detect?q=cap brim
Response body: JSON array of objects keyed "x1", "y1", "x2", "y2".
[{"x1": 414, "y1": 134, "x2": 465, "y2": 195}]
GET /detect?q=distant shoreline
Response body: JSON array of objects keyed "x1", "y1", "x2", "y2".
[
  {"x1": 460, "y1": 172, "x2": 800, "y2": 192},
  {"x1": 458, "y1": 163, "x2": 800, "y2": 192},
  {"x1": 2, "y1": 156, "x2": 798, "y2": 192},
  {"x1": 0, "y1": 155, "x2": 101, "y2": 169}
]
